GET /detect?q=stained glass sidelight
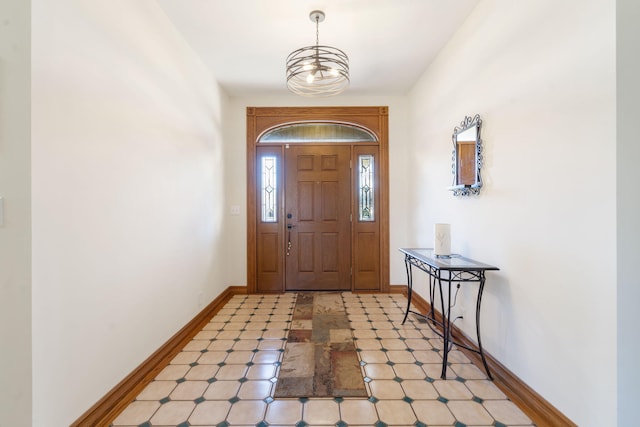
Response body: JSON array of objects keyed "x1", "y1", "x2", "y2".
[
  {"x1": 261, "y1": 156, "x2": 277, "y2": 222},
  {"x1": 358, "y1": 155, "x2": 375, "y2": 221}
]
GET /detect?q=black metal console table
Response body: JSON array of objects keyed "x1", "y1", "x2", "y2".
[{"x1": 399, "y1": 248, "x2": 499, "y2": 380}]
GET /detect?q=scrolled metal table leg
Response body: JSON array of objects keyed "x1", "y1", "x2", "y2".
[
  {"x1": 402, "y1": 256, "x2": 413, "y2": 325},
  {"x1": 439, "y1": 272, "x2": 450, "y2": 379},
  {"x1": 476, "y1": 272, "x2": 492, "y2": 379}
]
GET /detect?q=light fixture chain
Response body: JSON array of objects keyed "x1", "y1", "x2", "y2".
[{"x1": 315, "y1": 15, "x2": 319, "y2": 46}]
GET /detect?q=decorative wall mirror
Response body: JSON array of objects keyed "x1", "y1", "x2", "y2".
[{"x1": 450, "y1": 114, "x2": 483, "y2": 196}]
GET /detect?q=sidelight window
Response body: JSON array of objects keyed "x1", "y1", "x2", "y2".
[
  {"x1": 358, "y1": 155, "x2": 375, "y2": 221},
  {"x1": 261, "y1": 156, "x2": 277, "y2": 222}
]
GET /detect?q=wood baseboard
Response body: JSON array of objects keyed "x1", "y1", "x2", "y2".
[
  {"x1": 403, "y1": 287, "x2": 576, "y2": 427},
  {"x1": 71, "y1": 286, "x2": 246, "y2": 427}
]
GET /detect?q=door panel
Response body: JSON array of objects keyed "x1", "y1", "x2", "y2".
[{"x1": 285, "y1": 145, "x2": 351, "y2": 291}]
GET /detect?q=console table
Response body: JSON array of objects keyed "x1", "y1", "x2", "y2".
[{"x1": 399, "y1": 248, "x2": 499, "y2": 380}]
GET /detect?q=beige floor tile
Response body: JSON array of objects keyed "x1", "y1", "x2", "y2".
[
  {"x1": 359, "y1": 350, "x2": 389, "y2": 363},
  {"x1": 364, "y1": 363, "x2": 396, "y2": 379},
  {"x1": 238, "y1": 329, "x2": 263, "y2": 339},
  {"x1": 350, "y1": 321, "x2": 373, "y2": 330},
  {"x1": 353, "y1": 329, "x2": 377, "y2": 339},
  {"x1": 203, "y1": 380, "x2": 241, "y2": 400},
  {"x1": 266, "y1": 321, "x2": 289, "y2": 330},
  {"x1": 422, "y1": 363, "x2": 457, "y2": 380},
  {"x1": 216, "y1": 330, "x2": 242, "y2": 340},
  {"x1": 262, "y1": 329, "x2": 288, "y2": 340},
  {"x1": 155, "y1": 364, "x2": 190, "y2": 380},
  {"x1": 376, "y1": 400, "x2": 417, "y2": 425},
  {"x1": 149, "y1": 401, "x2": 195, "y2": 425},
  {"x1": 258, "y1": 339, "x2": 285, "y2": 350},
  {"x1": 252, "y1": 350, "x2": 281, "y2": 364},
  {"x1": 303, "y1": 399, "x2": 340, "y2": 425},
  {"x1": 215, "y1": 364, "x2": 248, "y2": 380},
  {"x1": 356, "y1": 339, "x2": 383, "y2": 351},
  {"x1": 483, "y1": 400, "x2": 533, "y2": 425},
  {"x1": 447, "y1": 400, "x2": 494, "y2": 425},
  {"x1": 246, "y1": 363, "x2": 277, "y2": 380},
  {"x1": 237, "y1": 379, "x2": 273, "y2": 400},
  {"x1": 185, "y1": 364, "x2": 220, "y2": 380},
  {"x1": 233, "y1": 340, "x2": 261, "y2": 350},
  {"x1": 183, "y1": 340, "x2": 211, "y2": 351},
  {"x1": 244, "y1": 322, "x2": 268, "y2": 330},
  {"x1": 412, "y1": 349, "x2": 443, "y2": 364},
  {"x1": 339, "y1": 399, "x2": 380, "y2": 425},
  {"x1": 193, "y1": 330, "x2": 219, "y2": 341},
  {"x1": 397, "y1": 329, "x2": 425, "y2": 339},
  {"x1": 451, "y1": 363, "x2": 488, "y2": 380},
  {"x1": 393, "y1": 363, "x2": 427, "y2": 379},
  {"x1": 111, "y1": 401, "x2": 160, "y2": 425},
  {"x1": 136, "y1": 381, "x2": 177, "y2": 400},
  {"x1": 226, "y1": 400, "x2": 267, "y2": 425},
  {"x1": 188, "y1": 401, "x2": 231, "y2": 425},
  {"x1": 169, "y1": 381, "x2": 208, "y2": 400},
  {"x1": 401, "y1": 379, "x2": 439, "y2": 400},
  {"x1": 385, "y1": 350, "x2": 416, "y2": 363},
  {"x1": 171, "y1": 351, "x2": 202, "y2": 365},
  {"x1": 208, "y1": 339, "x2": 237, "y2": 351},
  {"x1": 404, "y1": 338, "x2": 433, "y2": 350},
  {"x1": 433, "y1": 379, "x2": 474, "y2": 399},
  {"x1": 369, "y1": 379, "x2": 406, "y2": 399},
  {"x1": 224, "y1": 350, "x2": 254, "y2": 364},
  {"x1": 464, "y1": 380, "x2": 507, "y2": 400},
  {"x1": 411, "y1": 400, "x2": 456, "y2": 425},
  {"x1": 223, "y1": 322, "x2": 247, "y2": 331},
  {"x1": 380, "y1": 338, "x2": 408, "y2": 350},
  {"x1": 197, "y1": 351, "x2": 227, "y2": 365},
  {"x1": 376, "y1": 329, "x2": 400, "y2": 339},
  {"x1": 265, "y1": 400, "x2": 303, "y2": 425},
  {"x1": 371, "y1": 321, "x2": 394, "y2": 330},
  {"x1": 447, "y1": 349, "x2": 471, "y2": 363}
]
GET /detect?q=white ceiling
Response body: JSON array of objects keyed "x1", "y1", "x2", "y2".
[{"x1": 156, "y1": 0, "x2": 480, "y2": 97}]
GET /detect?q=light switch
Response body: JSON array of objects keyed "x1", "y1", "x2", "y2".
[{"x1": 230, "y1": 205, "x2": 241, "y2": 216}]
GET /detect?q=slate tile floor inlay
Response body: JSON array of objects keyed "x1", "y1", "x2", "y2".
[{"x1": 111, "y1": 292, "x2": 536, "y2": 426}]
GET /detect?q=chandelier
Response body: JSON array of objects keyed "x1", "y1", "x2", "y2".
[{"x1": 286, "y1": 10, "x2": 350, "y2": 97}]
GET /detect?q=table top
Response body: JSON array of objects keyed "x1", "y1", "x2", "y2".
[{"x1": 399, "y1": 248, "x2": 499, "y2": 271}]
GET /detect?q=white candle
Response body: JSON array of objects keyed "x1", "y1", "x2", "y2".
[{"x1": 434, "y1": 223, "x2": 451, "y2": 256}]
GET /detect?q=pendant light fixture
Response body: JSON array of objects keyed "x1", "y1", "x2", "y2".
[{"x1": 286, "y1": 10, "x2": 349, "y2": 97}]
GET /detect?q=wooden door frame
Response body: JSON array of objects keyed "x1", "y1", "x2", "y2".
[{"x1": 246, "y1": 106, "x2": 390, "y2": 293}]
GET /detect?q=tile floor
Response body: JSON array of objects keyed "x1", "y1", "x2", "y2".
[{"x1": 112, "y1": 292, "x2": 535, "y2": 427}]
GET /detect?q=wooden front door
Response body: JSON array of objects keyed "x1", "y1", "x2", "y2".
[
  {"x1": 284, "y1": 145, "x2": 351, "y2": 291},
  {"x1": 247, "y1": 106, "x2": 390, "y2": 294}
]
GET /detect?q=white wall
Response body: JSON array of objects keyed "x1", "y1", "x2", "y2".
[
  {"x1": 31, "y1": 1, "x2": 230, "y2": 424},
  {"x1": 617, "y1": 0, "x2": 640, "y2": 424},
  {"x1": 0, "y1": 0, "x2": 32, "y2": 425},
  {"x1": 406, "y1": 0, "x2": 615, "y2": 425},
  {"x1": 224, "y1": 95, "x2": 412, "y2": 289}
]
